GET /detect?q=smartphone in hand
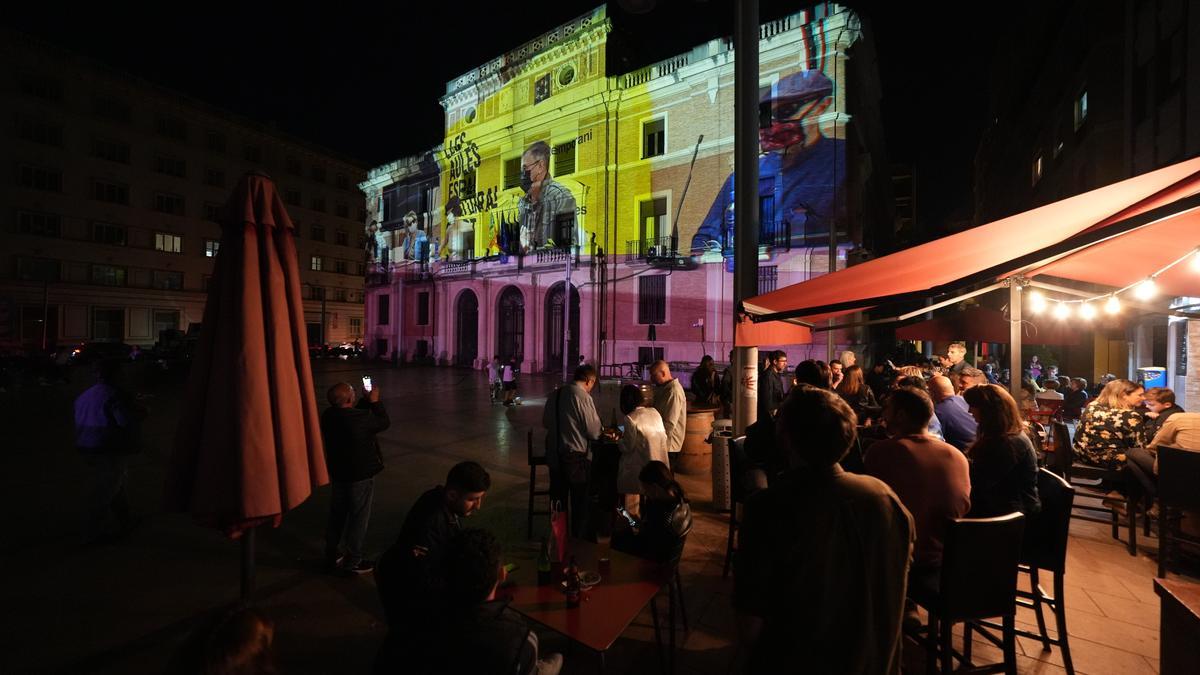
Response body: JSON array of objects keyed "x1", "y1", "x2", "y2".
[
  {"x1": 362, "y1": 375, "x2": 373, "y2": 392},
  {"x1": 617, "y1": 506, "x2": 638, "y2": 528}
]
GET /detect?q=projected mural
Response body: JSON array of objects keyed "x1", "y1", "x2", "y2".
[{"x1": 361, "y1": 4, "x2": 865, "y2": 371}]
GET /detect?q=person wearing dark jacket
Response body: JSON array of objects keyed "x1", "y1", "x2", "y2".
[
  {"x1": 321, "y1": 381, "x2": 390, "y2": 575},
  {"x1": 435, "y1": 528, "x2": 563, "y2": 675},
  {"x1": 961, "y1": 385, "x2": 1041, "y2": 518},
  {"x1": 758, "y1": 350, "x2": 788, "y2": 421},
  {"x1": 614, "y1": 461, "x2": 693, "y2": 563},
  {"x1": 374, "y1": 462, "x2": 492, "y2": 673}
]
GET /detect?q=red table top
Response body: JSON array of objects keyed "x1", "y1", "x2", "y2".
[{"x1": 498, "y1": 539, "x2": 672, "y2": 653}]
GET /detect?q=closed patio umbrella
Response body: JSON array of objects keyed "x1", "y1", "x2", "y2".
[{"x1": 166, "y1": 171, "x2": 328, "y2": 600}]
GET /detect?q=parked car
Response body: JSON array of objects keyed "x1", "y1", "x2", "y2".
[{"x1": 68, "y1": 341, "x2": 133, "y2": 365}]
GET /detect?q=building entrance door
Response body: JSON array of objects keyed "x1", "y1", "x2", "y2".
[
  {"x1": 544, "y1": 282, "x2": 579, "y2": 372},
  {"x1": 496, "y1": 286, "x2": 524, "y2": 366},
  {"x1": 455, "y1": 290, "x2": 479, "y2": 367}
]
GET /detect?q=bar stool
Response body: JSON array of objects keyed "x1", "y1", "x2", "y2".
[
  {"x1": 1048, "y1": 422, "x2": 1138, "y2": 555},
  {"x1": 526, "y1": 429, "x2": 551, "y2": 539},
  {"x1": 1157, "y1": 445, "x2": 1200, "y2": 578},
  {"x1": 970, "y1": 469, "x2": 1077, "y2": 674},
  {"x1": 905, "y1": 513, "x2": 1025, "y2": 674}
]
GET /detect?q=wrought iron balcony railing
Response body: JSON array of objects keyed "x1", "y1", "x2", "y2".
[{"x1": 625, "y1": 236, "x2": 679, "y2": 260}]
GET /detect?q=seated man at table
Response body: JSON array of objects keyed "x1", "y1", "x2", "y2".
[
  {"x1": 929, "y1": 375, "x2": 977, "y2": 452},
  {"x1": 735, "y1": 385, "x2": 914, "y2": 674},
  {"x1": 375, "y1": 461, "x2": 491, "y2": 661},
  {"x1": 438, "y1": 528, "x2": 563, "y2": 675},
  {"x1": 865, "y1": 387, "x2": 971, "y2": 572}
]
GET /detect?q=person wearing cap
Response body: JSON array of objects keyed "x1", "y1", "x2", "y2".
[{"x1": 691, "y1": 69, "x2": 845, "y2": 253}]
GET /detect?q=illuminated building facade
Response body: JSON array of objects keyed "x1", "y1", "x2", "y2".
[
  {"x1": 361, "y1": 3, "x2": 889, "y2": 371},
  {"x1": 0, "y1": 31, "x2": 368, "y2": 349}
]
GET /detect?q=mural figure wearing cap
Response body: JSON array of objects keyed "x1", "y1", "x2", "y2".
[
  {"x1": 690, "y1": 68, "x2": 846, "y2": 253},
  {"x1": 518, "y1": 140, "x2": 577, "y2": 252}
]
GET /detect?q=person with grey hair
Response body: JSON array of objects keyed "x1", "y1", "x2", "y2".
[
  {"x1": 649, "y1": 360, "x2": 687, "y2": 455},
  {"x1": 321, "y1": 380, "x2": 390, "y2": 575},
  {"x1": 518, "y1": 140, "x2": 577, "y2": 251}
]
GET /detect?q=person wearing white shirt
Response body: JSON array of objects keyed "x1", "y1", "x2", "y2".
[{"x1": 616, "y1": 385, "x2": 669, "y2": 518}]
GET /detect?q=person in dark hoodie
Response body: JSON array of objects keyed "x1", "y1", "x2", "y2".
[{"x1": 321, "y1": 381, "x2": 390, "y2": 575}]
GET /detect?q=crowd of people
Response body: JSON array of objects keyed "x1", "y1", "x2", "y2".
[{"x1": 71, "y1": 338, "x2": 1197, "y2": 674}]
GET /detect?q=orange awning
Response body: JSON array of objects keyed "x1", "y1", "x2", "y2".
[
  {"x1": 744, "y1": 156, "x2": 1200, "y2": 323},
  {"x1": 734, "y1": 316, "x2": 811, "y2": 347}
]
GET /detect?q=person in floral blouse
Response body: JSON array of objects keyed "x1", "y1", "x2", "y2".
[{"x1": 1073, "y1": 378, "x2": 1145, "y2": 471}]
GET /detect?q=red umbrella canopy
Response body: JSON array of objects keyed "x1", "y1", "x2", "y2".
[
  {"x1": 895, "y1": 306, "x2": 1081, "y2": 345},
  {"x1": 167, "y1": 172, "x2": 328, "y2": 537}
]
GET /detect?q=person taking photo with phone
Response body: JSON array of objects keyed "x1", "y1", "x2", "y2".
[{"x1": 320, "y1": 380, "x2": 390, "y2": 575}]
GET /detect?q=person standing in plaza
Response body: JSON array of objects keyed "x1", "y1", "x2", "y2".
[
  {"x1": 487, "y1": 355, "x2": 501, "y2": 404},
  {"x1": 74, "y1": 359, "x2": 145, "y2": 545},
  {"x1": 616, "y1": 384, "x2": 669, "y2": 518},
  {"x1": 320, "y1": 381, "x2": 390, "y2": 575},
  {"x1": 735, "y1": 385, "x2": 913, "y2": 673},
  {"x1": 501, "y1": 358, "x2": 518, "y2": 406},
  {"x1": 757, "y1": 351, "x2": 788, "y2": 421},
  {"x1": 543, "y1": 364, "x2": 603, "y2": 536},
  {"x1": 650, "y1": 360, "x2": 687, "y2": 455}
]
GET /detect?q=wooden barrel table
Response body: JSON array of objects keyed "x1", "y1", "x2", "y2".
[{"x1": 676, "y1": 407, "x2": 717, "y2": 475}]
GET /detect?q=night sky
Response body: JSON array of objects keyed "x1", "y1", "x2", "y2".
[{"x1": 3, "y1": 0, "x2": 997, "y2": 229}]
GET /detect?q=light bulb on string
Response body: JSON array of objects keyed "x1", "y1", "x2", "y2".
[
  {"x1": 1105, "y1": 295, "x2": 1121, "y2": 314},
  {"x1": 1134, "y1": 278, "x2": 1157, "y2": 300},
  {"x1": 1053, "y1": 302, "x2": 1071, "y2": 320},
  {"x1": 1029, "y1": 290, "x2": 1047, "y2": 314},
  {"x1": 1079, "y1": 302, "x2": 1096, "y2": 320}
]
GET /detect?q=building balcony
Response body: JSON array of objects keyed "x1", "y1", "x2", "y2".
[{"x1": 626, "y1": 236, "x2": 679, "y2": 260}]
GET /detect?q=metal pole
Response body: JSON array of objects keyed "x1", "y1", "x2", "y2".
[
  {"x1": 1009, "y1": 278, "x2": 1022, "y2": 399},
  {"x1": 320, "y1": 288, "x2": 327, "y2": 347},
  {"x1": 733, "y1": 0, "x2": 759, "y2": 435},
  {"x1": 563, "y1": 246, "x2": 572, "y2": 382},
  {"x1": 733, "y1": 346, "x2": 758, "y2": 436}
]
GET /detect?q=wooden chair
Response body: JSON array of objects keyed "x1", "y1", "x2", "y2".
[
  {"x1": 905, "y1": 513, "x2": 1026, "y2": 674},
  {"x1": 1047, "y1": 422, "x2": 1138, "y2": 555},
  {"x1": 971, "y1": 469, "x2": 1077, "y2": 674},
  {"x1": 1157, "y1": 446, "x2": 1200, "y2": 578},
  {"x1": 526, "y1": 429, "x2": 551, "y2": 539}
]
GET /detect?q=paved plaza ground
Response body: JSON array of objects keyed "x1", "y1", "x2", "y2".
[{"x1": 0, "y1": 361, "x2": 1192, "y2": 673}]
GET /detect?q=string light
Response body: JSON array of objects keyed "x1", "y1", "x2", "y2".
[
  {"x1": 1029, "y1": 291, "x2": 1047, "y2": 314},
  {"x1": 1020, "y1": 243, "x2": 1197, "y2": 317}
]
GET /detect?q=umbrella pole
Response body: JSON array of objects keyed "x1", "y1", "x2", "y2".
[{"x1": 241, "y1": 526, "x2": 257, "y2": 602}]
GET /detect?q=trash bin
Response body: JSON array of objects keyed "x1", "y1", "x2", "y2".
[{"x1": 711, "y1": 418, "x2": 733, "y2": 512}]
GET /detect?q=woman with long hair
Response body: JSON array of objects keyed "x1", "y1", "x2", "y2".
[
  {"x1": 962, "y1": 384, "x2": 1041, "y2": 517},
  {"x1": 690, "y1": 355, "x2": 720, "y2": 408},
  {"x1": 613, "y1": 460, "x2": 692, "y2": 563},
  {"x1": 1074, "y1": 378, "x2": 1144, "y2": 471},
  {"x1": 835, "y1": 364, "x2": 879, "y2": 421}
]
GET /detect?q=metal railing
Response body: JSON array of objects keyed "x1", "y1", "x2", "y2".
[{"x1": 626, "y1": 236, "x2": 679, "y2": 260}]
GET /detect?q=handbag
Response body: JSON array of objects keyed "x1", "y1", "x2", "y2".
[{"x1": 549, "y1": 499, "x2": 569, "y2": 563}]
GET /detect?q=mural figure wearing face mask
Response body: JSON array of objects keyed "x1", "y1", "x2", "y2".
[
  {"x1": 690, "y1": 69, "x2": 846, "y2": 254},
  {"x1": 517, "y1": 140, "x2": 577, "y2": 252}
]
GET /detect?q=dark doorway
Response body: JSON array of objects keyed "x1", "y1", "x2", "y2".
[
  {"x1": 497, "y1": 286, "x2": 524, "y2": 365},
  {"x1": 307, "y1": 322, "x2": 322, "y2": 347},
  {"x1": 544, "y1": 282, "x2": 580, "y2": 373},
  {"x1": 455, "y1": 290, "x2": 479, "y2": 367}
]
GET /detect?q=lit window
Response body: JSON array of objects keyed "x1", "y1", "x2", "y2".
[
  {"x1": 1073, "y1": 89, "x2": 1088, "y2": 130},
  {"x1": 155, "y1": 232, "x2": 183, "y2": 253},
  {"x1": 205, "y1": 240, "x2": 220, "y2": 257},
  {"x1": 311, "y1": 255, "x2": 323, "y2": 271}
]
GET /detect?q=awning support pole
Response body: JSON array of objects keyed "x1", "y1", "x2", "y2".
[{"x1": 1008, "y1": 276, "x2": 1025, "y2": 399}]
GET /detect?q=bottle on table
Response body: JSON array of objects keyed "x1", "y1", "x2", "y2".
[
  {"x1": 537, "y1": 537, "x2": 552, "y2": 585},
  {"x1": 564, "y1": 555, "x2": 581, "y2": 608}
]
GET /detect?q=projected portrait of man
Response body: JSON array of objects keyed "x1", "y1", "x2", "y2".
[
  {"x1": 517, "y1": 140, "x2": 576, "y2": 252},
  {"x1": 690, "y1": 69, "x2": 846, "y2": 253}
]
